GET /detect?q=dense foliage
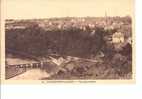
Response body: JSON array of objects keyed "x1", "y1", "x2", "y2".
[{"x1": 6, "y1": 25, "x2": 105, "y2": 58}]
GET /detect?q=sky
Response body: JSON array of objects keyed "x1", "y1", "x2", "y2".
[{"x1": 4, "y1": 0, "x2": 134, "y2": 19}]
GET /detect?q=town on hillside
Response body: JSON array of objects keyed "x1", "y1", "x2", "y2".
[{"x1": 5, "y1": 16, "x2": 132, "y2": 80}]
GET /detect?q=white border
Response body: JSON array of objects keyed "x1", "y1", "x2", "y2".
[{"x1": 1, "y1": 0, "x2": 142, "y2": 99}]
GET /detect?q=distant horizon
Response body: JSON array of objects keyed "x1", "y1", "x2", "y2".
[{"x1": 5, "y1": 15, "x2": 132, "y2": 20}]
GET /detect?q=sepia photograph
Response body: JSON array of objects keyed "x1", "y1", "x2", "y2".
[{"x1": 1, "y1": 0, "x2": 134, "y2": 82}]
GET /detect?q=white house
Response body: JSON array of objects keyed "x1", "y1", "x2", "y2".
[{"x1": 112, "y1": 32, "x2": 124, "y2": 43}]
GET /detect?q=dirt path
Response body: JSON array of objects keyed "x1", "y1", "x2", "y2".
[{"x1": 9, "y1": 69, "x2": 50, "y2": 80}]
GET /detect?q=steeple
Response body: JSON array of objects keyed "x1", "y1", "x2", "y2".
[{"x1": 105, "y1": 11, "x2": 107, "y2": 23}]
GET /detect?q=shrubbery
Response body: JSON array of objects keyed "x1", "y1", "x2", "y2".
[{"x1": 6, "y1": 25, "x2": 105, "y2": 58}]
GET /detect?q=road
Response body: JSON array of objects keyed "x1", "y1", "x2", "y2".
[{"x1": 9, "y1": 69, "x2": 50, "y2": 80}]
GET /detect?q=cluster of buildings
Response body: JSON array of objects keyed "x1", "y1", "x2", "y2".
[{"x1": 6, "y1": 17, "x2": 132, "y2": 45}]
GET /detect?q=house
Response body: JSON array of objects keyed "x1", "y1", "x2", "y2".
[{"x1": 112, "y1": 32, "x2": 124, "y2": 43}]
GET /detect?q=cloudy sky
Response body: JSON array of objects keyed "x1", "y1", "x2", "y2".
[{"x1": 4, "y1": 0, "x2": 133, "y2": 19}]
